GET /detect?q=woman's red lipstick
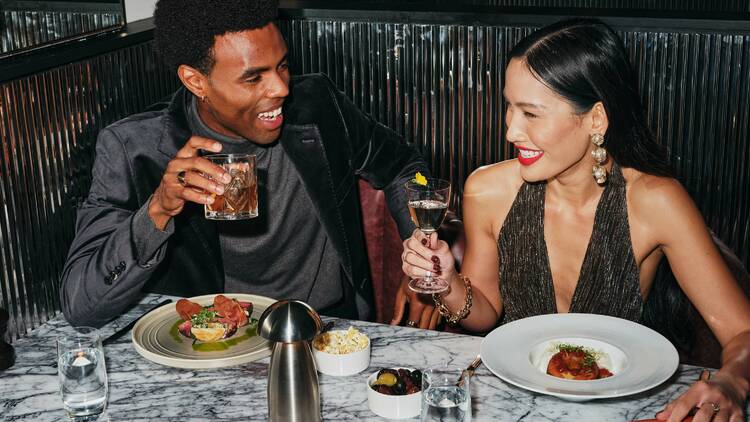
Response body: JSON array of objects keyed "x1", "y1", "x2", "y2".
[{"x1": 516, "y1": 145, "x2": 544, "y2": 166}]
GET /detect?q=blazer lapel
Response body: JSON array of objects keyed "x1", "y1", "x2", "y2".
[{"x1": 280, "y1": 123, "x2": 354, "y2": 281}]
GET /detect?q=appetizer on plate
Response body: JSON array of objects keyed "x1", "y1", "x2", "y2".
[
  {"x1": 176, "y1": 295, "x2": 253, "y2": 342},
  {"x1": 546, "y1": 344, "x2": 613, "y2": 380}
]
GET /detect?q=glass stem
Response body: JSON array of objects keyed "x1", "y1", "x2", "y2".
[{"x1": 423, "y1": 230, "x2": 433, "y2": 282}]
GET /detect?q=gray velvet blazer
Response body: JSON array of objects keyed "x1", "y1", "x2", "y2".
[{"x1": 60, "y1": 73, "x2": 428, "y2": 326}]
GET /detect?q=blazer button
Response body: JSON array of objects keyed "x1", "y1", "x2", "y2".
[{"x1": 104, "y1": 275, "x2": 112, "y2": 285}]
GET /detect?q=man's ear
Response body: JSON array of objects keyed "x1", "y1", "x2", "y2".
[
  {"x1": 177, "y1": 64, "x2": 208, "y2": 100},
  {"x1": 590, "y1": 101, "x2": 609, "y2": 135}
]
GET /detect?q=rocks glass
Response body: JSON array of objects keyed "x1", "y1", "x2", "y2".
[
  {"x1": 205, "y1": 153, "x2": 258, "y2": 220},
  {"x1": 57, "y1": 327, "x2": 108, "y2": 420},
  {"x1": 421, "y1": 364, "x2": 471, "y2": 422}
]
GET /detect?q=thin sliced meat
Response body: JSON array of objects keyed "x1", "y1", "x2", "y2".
[
  {"x1": 176, "y1": 299, "x2": 203, "y2": 321},
  {"x1": 214, "y1": 295, "x2": 248, "y2": 327},
  {"x1": 178, "y1": 320, "x2": 193, "y2": 338}
]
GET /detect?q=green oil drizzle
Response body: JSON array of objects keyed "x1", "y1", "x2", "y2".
[
  {"x1": 169, "y1": 318, "x2": 259, "y2": 352},
  {"x1": 170, "y1": 320, "x2": 184, "y2": 343}
]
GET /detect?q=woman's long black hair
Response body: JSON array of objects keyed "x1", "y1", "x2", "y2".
[{"x1": 508, "y1": 18, "x2": 695, "y2": 352}]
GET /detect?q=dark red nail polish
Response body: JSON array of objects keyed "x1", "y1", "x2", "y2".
[
  {"x1": 431, "y1": 256, "x2": 440, "y2": 263},
  {"x1": 433, "y1": 263, "x2": 440, "y2": 271},
  {"x1": 421, "y1": 239, "x2": 428, "y2": 246},
  {"x1": 436, "y1": 270, "x2": 442, "y2": 276}
]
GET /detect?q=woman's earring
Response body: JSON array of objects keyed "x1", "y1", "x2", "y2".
[{"x1": 590, "y1": 133, "x2": 607, "y2": 184}]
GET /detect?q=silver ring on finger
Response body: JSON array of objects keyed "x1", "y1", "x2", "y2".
[
  {"x1": 406, "y1": 320, "x2": 417, "y2": 327},
  {"x1": 177, "y1": 170, "x2": 187, "y2": 186}
]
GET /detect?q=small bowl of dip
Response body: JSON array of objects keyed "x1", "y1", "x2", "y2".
[{"x1": 312, "y1": 327, "x2": 370, "y2": 376}]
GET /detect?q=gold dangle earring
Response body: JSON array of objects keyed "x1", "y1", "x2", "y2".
[{"x1": 590, "y1": 133, "x2": 607, "y2": 184}]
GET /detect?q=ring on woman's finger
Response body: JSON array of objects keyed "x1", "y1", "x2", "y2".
[
  {"x1": 706, "y1": 401, "x2": 720, "y2": 413},
  {"x1": 406, "y1": 320, "x2": 418, "y2": 327},
  {"x1": 177, "y1": 170, "x2": 187, "y2": 186}
]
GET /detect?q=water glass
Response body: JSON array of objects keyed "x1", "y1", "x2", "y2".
[
  {"x1": 57, "y1": 327, "x2": 108, "y2": 420},
  {"x1": 204, "y1": 153, "x2": 258, "y2": 220},
  {"x1": 421, "y1": 364, "x2": 471, "y2": 422}
]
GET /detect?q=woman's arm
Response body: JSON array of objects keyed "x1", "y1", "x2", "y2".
[
  {"x1": 633, "y1": 176, "x2": 750, "y2": 422},
  {"x1": 422, "y1": 162, "x2": 520, "y2": 332}
]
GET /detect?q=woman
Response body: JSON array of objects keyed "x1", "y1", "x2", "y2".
[{"x1": 399, "y1": 18, "x2": 750, "y2": 422}]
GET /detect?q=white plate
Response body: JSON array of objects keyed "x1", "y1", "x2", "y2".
[
  {"x1": 132, "y1": 294, "x2": 276, "y2": 369},
  {"x1": 480, "y1": 313, "x2": 678, "y2": 401}
]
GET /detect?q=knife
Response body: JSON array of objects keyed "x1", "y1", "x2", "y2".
[{"x1": 102, "y1": 299, "x2": 172, "y2": 345}]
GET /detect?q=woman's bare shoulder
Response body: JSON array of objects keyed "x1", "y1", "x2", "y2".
[
  {"x1": 463, "y1": 160, "x2": 524, "y2": 236},
  {"x1": 464, "y1": 159, "x2": 524, "y2": 204},
  {"x1": 623, "y1": 168, "x2": 696, "y2": 225}
]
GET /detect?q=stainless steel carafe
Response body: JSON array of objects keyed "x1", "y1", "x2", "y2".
[{"x1": 258, "y1": 300, "x2": 323, "y2": 422}]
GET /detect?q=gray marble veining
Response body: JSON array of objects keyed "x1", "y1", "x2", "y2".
[{"x1": 0, "y1": 294, "x2": 742, "y2": 421}]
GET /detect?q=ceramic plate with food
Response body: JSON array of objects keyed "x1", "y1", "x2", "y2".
[
  {"x1": 480, "y1": 313, "x2": 678, "y2": 401},
  {"x1": 132, "y1": 294, "x2": 276, "y2": 369}
]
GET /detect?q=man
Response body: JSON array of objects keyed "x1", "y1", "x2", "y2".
[{"x1": 60, "y1": 0, "x2": 428, "y2": 326}]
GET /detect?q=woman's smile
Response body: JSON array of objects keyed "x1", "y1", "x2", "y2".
[{"x1": 516, "y1": 145, "x2": 544, "y2": 166}]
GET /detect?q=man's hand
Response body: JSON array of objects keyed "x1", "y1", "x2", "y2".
[
  {"x1": 390, "y1": 274, "x2": 441, "y2": 329},
  {"x1": 148, "y1": 136, "x2": 232, "y2": 230}
]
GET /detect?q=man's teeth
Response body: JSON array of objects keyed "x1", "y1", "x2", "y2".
[
  {"x1": 258, "y1": 107, "x2": 282, "y2": 120},
  {"x1": 519, "y1": 149, "x2": 542, "y2": 159}
]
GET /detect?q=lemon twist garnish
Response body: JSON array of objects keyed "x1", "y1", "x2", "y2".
[{"x1": 414, "y1": 172, "x2": 428, "y2": 186}]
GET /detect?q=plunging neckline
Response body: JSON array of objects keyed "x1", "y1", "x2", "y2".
[{"x1": 539, "y1": 173, "x2": 614, "y2": 314}]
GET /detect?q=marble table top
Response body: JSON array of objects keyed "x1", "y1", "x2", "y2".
[{"x1": 0, "y1": 294, "x2": 740, "y2": 421}]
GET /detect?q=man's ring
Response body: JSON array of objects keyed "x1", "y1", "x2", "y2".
[
  {"x1": 177, "y1": 170, "x2": 187, "y2": 186},
  {"x1": 406, "y1": 320, "x2": 418, "y2": 327}
]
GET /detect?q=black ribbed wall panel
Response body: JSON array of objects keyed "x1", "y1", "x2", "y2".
[
  {"x1": 279, "y1": 20, "x2": 750, "y2": 272},
  {"x1": 2, "y1": 17, "x2": 749, "y2": 340},
  {"x1": 0, "y1": 41, "x2": 178, "y2": 339},
  {"x1": 2, "y1": 9, "x2": 122, "y2": 54},
  {"x1": 463, "y1": 0, "x2": 750, "y2": 12}
]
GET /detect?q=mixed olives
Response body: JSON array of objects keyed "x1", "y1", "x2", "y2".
[{"x1": 370, "y1": 368, "x2": 422, "y2": 395}]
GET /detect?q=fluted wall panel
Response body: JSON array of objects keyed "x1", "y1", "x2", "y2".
[
  {"x1": 2, "y1": 9, "x2": 123, "y2": 54},
  {"x1": 0, "y1": 41, "x2": 178, "y2": 339},
  {"x1": 279, "y1": 19, "x2": 750, "y2": 271},
  {"x1": 2, "y1": 17, "x2": 749, "y2": 340},
  {"x1": 463, "y1": 0, "x2": 750, "y2": 12}
]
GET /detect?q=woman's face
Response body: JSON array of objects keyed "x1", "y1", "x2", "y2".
[{"x1": 504, "y1": 58, "x2": 601, "y2": 183}]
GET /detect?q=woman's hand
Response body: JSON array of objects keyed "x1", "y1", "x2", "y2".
[
  {"x1": 656, "y1": 370, "x2": 746, "y2": 422},
  {"x1": 401, "y1": 230, "x2": 457, "y2": 282}
]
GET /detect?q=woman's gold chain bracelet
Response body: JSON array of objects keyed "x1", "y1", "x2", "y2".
[{"x1": 432, "y1": 273, "x2": 472, "y2": 324}]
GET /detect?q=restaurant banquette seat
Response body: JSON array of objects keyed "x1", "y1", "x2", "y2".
[
  {"x1": 359, "y1": 179, "x2": 465, "y2": 325},
  {"x1": 359, "y1": 178, "x2": 750, "y2": 368}
]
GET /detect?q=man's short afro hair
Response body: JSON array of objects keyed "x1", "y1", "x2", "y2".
[{"x1": 154, "y1": 0, "x2": 279, "y2": 73}]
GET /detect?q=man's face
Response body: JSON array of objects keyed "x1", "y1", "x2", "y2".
[{"x1": 198, "y1": 23, "x2": 290, "y2": 144}]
